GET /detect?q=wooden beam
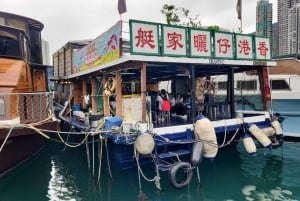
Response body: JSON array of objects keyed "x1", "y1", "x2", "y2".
[
  {"x1": 91, "y1": 78, "x2": 97, "y2": 113},
  {"x1": 115, "y1": 71, "x2": 122, "y2": 116},
  {"x1": 82, "y1": 79, "x2": 87, "y2": 110}
]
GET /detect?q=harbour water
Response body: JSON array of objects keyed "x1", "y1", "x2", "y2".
[{"x1": 0, "y1": 131, "x2": 300, "y2": 200}]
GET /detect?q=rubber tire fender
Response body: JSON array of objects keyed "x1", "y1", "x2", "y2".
[{"x1": 168, "y1": 162, "x2": 193, "y2": 189}]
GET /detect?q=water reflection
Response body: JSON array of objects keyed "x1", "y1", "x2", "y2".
[
  {"x1": 47, "y1": 155, "x2": 81, "y2": 201},
  {"x1": 240, "y1": 150, "x2": 297, "y2": 201}
]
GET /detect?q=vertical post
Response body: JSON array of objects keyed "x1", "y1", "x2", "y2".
[
  {"x1": 141, "y1": 62, "x2": 147, "y2": 121},
  {"x1": 82, "y1": 79, "x2": 87, "y2": 110},
  {"x1": 115, "y1": 71, "x2": 122, "y2": 116},
  {"x1": 91, "y1": 78, "x2": 97, "y2": 113},
  {"x1": 229, "y1": 69, "x2": 235, "y2": 118},
  {"x1": 190, "y1": 65, "x2": 196, "y2": 122}
]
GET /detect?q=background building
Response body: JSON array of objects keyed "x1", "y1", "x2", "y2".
[
  {"x1": 256, "y1": 0, "x2": 273, "y2": 39},
  {"x1": 278, "y1": 0, "x2": 300, "y2": 57}
]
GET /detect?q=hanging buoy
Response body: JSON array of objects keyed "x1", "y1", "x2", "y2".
[
  {"x1": 103, "y1": 77, "x2": 116, "y2": 96},
  {"x1": 168, "y1": 162, "x2": 193, "y2": 189},
  {"x1": 248, "y1": 124, "x2": 272, "y2": 148},
  {"x1": 271, "y1": 120, "x2": 283, "y2": 141},
  {"x1": 134, "y1": 133, "x2": 155, "y2": 155},
  {"x1": 261, "y1": 127, "x2": 275, "y2": 137},
  {"x1": 190, "y1": 141, "x2": 204, "y2": 167},
  {"x1": 242, "y1": 134, "x2": 257, "y2": 156},
  {"x1": 194, "y1": 115, "x2": 218, "y2": 159}
]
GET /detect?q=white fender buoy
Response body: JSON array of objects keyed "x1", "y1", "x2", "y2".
[
  {"x1": 242, "y1": 135, "x2": 257, "y2": 156},
  {"x1": 261, "y1": 127, "x2": 275, "y2": 137},
  {"x1": 271, "y1": 120, "x2": 283, "y2": 140},
  {"x1": 194, "y1": 116, "x2": 218, "y2": 159},
  {"x1": 134, "y1": 133, "x2": 155, "y2": 155},
  {"x1": 248, "y1": 124, "x2": 272, "y2": 148}
]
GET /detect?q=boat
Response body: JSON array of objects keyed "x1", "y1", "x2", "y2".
[
  {"x1": 52, "y1": 20, "x2": 284, "y2": 189},
  {"x1": 269, "y1": 59, "x2": 300, "y2": 139},
  {"x1": 0, "y1": 11, "x2": 59, "y2": 176},
  {"x1": 212, "y1": 58, "x2": 300, "y2": 139}
]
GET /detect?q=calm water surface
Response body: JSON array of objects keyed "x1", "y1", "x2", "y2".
[{"x1": 0, "y1": 134, "x2": 300, "y2": 201}]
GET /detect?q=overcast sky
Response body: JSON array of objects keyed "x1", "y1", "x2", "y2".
[{"x1": 2, "y1": 0, "x2": 277, "y2": 58}]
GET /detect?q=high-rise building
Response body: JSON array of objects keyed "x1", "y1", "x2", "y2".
[
  {"x1": 272, "y1": 22, "x2": 279, "y2": 57},
  {"x1": 278, "y1": 0, "x2": 300, "y2": 56},
  {"x1": 256, "y1": 0, "x2": 273, "y2": 39}
]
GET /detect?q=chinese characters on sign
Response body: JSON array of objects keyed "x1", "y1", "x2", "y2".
[
  {"x1": 162, "y1": 26, "x2": 187, "y2": 56},
  {"x1": 236, "y1": 34, "x2": 253, "y2": 59},
  {"x1": 255, "y1": 37, "x2": 271, "y2": 60},
  {"x1": 214, "y1": 32, "x2": 233, "y2": 59},
  {"x1": 130, "y1": 21, "x2": 159, "y2": 55},
  {"x1": 129, "y1": 20, "x2": 271, "y2": 60},
  {"x1": 190, "y1": 29, "x2": 211, "y2": 58}
]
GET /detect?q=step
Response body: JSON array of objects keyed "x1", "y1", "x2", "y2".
[
  {"x1": 157, "y1": 149, "x2": 191, "y2": 159},
  {"x1": 155, "y1": 139, "x2": 192, "y2": 146},
  {"x1": 157, "y1": 163, "x2": 173, "y2": 171}
]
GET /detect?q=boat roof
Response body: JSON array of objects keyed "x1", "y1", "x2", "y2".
[
  {"x1": 270, "y1": 59, "x2": 300, "y2": 75},
  {"x1": 58, "y1": 54, "x2": 276, "y2": 80},
  {"x1": 0, "y1": 11, "x2": 44, "y2": 31}
]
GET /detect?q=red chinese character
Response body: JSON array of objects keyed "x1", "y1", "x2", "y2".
[
  {"x1": 217, "y1": 38, "x2": 231, "y2": 54},
  {"x1": 257, "y1": 41, "x2": 268, "y2": 57},
  {"x1": 238, "y1": 39, "x2": 251, "y2": 55},
  {"x1": 194, "y1": 34, "x2": 208, "y2": 52},
  {"x1": 166, "y1": 32, "x2": 183, "y2": 50},
  {"x1": 135, "y1": 28, "x2": 156, "y2": 49}
]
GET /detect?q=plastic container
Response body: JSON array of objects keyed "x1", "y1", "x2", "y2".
[
  {"x1": 105, "y1": 116, "x2": 123, "y2": 130},
  {"x1": 89, "y1": 113, "x2": 104, "y2": 128},
  {"x1": 72, "y1": 104, "x2": 82, "y2": 111},
  {"x1": 122, "y1": 122, "x2": 131, "y2": 134}
]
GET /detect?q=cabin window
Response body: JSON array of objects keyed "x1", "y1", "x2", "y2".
[
  {"x1": 271, "y1": 80, "x2": 290, "y2": 90},
  {"x1": 217, "y1": 81, "x2": 227, "y2": 90},
  {"x1": 0, "y1": 33, "x2": 21, "y2": 57},
  {"x1": 236, "y1": 80, "x2": 257, "y2": 90}
]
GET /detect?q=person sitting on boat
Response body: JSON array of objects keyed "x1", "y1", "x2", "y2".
[
  {"x1": 174, "y1": 93, "x2": 184, "y2": 116},
  {"x1": 169, "y1": 93, "x2": 176, "y2": 114},
  {"x1": 184, "y1": 93, "x2": 192, "y2": 119}
]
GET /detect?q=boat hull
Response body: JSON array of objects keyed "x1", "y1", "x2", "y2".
[{"x1": 0, "y1": 121, "x2": 59, "y2": 176}]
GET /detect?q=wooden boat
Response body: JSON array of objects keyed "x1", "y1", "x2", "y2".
[
  {"x1": 0, "y1": 11, "x2": 59, "y2": 176},
  {"x1": 52, "y1": 20, "x2": 284, "y2": 189}
]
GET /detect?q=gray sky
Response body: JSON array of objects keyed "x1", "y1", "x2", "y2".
[{"x1": 2, "y1": 0, "x2": 277, "y2": 58}]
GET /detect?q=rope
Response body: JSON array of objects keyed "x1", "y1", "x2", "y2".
[
  {"x1": 105, "y1": 139, "x2": 113, "y2": 180},
  {"x1": 97, "y1": 136, "x2": 103, "y2": 182},
  {"x1": 0, "y1": 126, "x2": 14, "y2": 153},
  {"x1": 56, "y1": 131, "x2": 90, "y2": 148},
  {"x1": 135, "y1": 154, "x2": 156, "y2": 182},
  {"x1": 196, "y1": 167, "x2": 201, "y2": 184}
]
